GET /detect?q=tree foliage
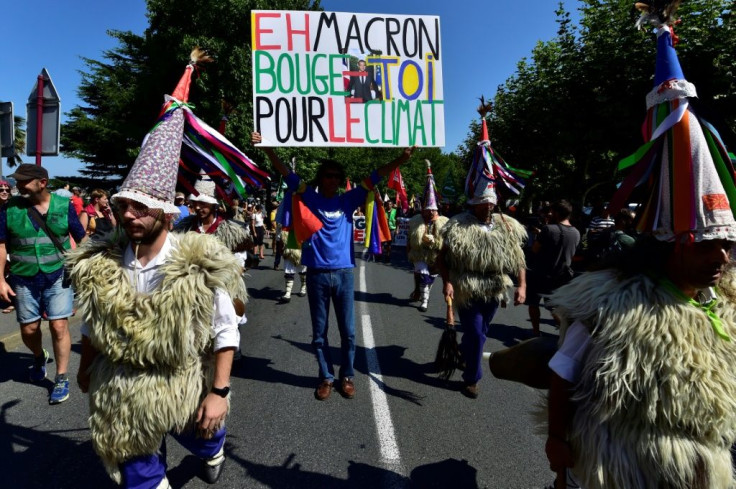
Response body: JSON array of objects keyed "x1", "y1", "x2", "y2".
[
  {"x1": 457, "y1": 0, "x2": 736, "y2": 210},
  {"x1": 60, "y1": 0, "x2": 461, "y2": 199},
  {"x1": 62, "y1": 0, "x2": 322, "y2": 189},
  {"x1": 8, "y1": 116, "x2": 26, "y2": 167}
]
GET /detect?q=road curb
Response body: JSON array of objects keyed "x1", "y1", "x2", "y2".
[
  {"x1": 0, "y1": 315, "x2": 82, "y2": 353},
  {"x1": 0, "y1": 329, "x2": 21, "y2": 351}
]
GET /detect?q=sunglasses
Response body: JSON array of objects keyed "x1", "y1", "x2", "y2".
[
  {"x1": 0, "y1": 188, "x2": 9, "y2": 193},
  {"x1": 117, "y1": 200, "x2": 161, "y2": 219}
]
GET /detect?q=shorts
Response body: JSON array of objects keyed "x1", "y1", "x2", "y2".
[
  {"x1": 524, "y1": 270, "x2": 553, "y2": 307},
  {"x1": 254, "y1": 226, "x2": 265, "y2": 246},
  {"x1": 11, "y1": 273, "x2": 74, "y2": 324}
]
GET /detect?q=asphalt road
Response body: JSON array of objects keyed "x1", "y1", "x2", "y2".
[{"x1": 0, "y1": 245, "x2": 560, "y2": 488}]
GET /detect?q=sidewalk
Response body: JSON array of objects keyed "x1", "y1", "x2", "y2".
[{"x1": 0, "y1": 306, "x2": 82, "y2": 352}]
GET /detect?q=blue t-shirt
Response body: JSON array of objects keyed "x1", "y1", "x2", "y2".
[
  {"x1": 174, "y1": 204, "x2": 190, "y2": 225},
  {"x1": 286, "y1": 171, "x2": 381, "y2": 269}
]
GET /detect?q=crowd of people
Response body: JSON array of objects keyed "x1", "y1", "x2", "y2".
[{"x1": 7, "y1": 6, "x2": 736, "y2": 489}]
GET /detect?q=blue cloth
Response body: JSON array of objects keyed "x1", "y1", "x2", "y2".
[
  {"x1": 285, "y1": 171, "x2": 381, "y2": 269},
  {"x1": 120, "y1": 427, "x2": 226, "y2": 489},
  {"x1": 0, "y1": 201, "x2": 86, "y2": 287},
  {"x1": 458, "y1": 299, "x2": 500, "y2": 384},
  {"x1": 306, "y1": 268, "x2": 355, "y2": 381},
  {"x1": 174, "y1": 204, "x2": 190, "y2": 225},
  {"x1": 11, "y1": 272, "x2": 73, "y2": 324}
]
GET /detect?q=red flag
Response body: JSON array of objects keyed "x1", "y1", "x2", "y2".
[
  {"x1": 342, "y1": 56, "x2": 351, "y2": 92},
  {"x1": 388, "y1": 168, "x2": 409, "y2": 213},
  {"x1": 345, "y1": 178, "x2": 352, "y2": 191},
  {"x1": 292, "y1": 194, "x2": 323, "y2": 244}
]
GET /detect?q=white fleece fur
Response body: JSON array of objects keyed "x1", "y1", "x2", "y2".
[
  {"x1": 66, "y1": 232, "x2": 247, "y2": 481},
  {"x1": 407, "y1": 214, "x2": 449, "y2": 265},
  {"x1": 548, "y1": 268, "x2": 736, "y2": 489},
  {"x1": 441, "y1": 212, "x2": 526, "y2": 307}
]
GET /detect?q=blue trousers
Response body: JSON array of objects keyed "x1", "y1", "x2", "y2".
[
  {"x1": 119, "y1": 427, "x2": 226, "y2": 489},
  {"x1": 306, "y1": 268, "x2": 355, "y2": 382},
  {"x1": 458, "y1": 300, "x2": 500, "y2": 384}
]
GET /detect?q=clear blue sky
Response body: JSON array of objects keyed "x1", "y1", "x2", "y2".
[{"x1": 1, "y1": 0, "x2": 580, "y2": 179}]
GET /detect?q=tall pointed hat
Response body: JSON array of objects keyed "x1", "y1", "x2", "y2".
[
  {"x1": 112, "y1": 48, "x2": 216, "y2": 214},
  {"x1": 465, "y1": 97, "x2": 531, "y2": 205},
  {"x1": 189, "y1": 170, "x2": 219, "y2": 205},
  {"x1": 422, "y1": 160, "x2": 439, "y2": 210},
  {"x1": 114, "y1": 48, "x2": 270, "y2": 214},
  {"x1": 608, "y1": 3, "x2": 736, "y2": 242}
]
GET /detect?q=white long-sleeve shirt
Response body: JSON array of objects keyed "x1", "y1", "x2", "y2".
[{"x1": 80, "y1": 234, "x2": 241, "y2": 351}]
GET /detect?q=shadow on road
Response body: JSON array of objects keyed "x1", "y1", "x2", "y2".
[
  {"x1": 0, "y1": 399, "x2": 115, "y2": 488},
  {"x1": 233, "y1": 352, "x2": 315, "y2": 389},
  {"x1": 224, "y1": 451, "x2": 480, "y2": 489},
  {"x1": 264, "y1": 336, "x2": 473, "y2": 406}
]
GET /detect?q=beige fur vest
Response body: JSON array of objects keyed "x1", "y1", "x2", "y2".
[
  {"x1": 548, "y1": 269, "x2": 736, "y2": 489},
  {"x1": 407, "y1": 214, "x2": 449, "y2": 265},
  {"x1": 441, "y1": 212, "x2": 526, "y2": 308},
  {"x1": 66, "y1": 232, "x2": 247, "y2": 481}
]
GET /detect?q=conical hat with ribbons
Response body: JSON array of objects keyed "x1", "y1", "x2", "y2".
[{"x1": 608, "y1": 17, "x2": 736, "y2": 242}]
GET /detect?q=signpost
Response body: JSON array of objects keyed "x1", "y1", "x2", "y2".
[{"x1": 26, "y1": 68, "x2": 61, "y2": 165}]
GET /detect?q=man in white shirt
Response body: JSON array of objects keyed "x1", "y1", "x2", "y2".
[{"x1": 70, "y1": 96, "x2": 246, "y2": 489}]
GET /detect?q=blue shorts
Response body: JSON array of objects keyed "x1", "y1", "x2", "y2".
[{"x1": 11, "y1": 273, "x2": 74, "y2": 324}]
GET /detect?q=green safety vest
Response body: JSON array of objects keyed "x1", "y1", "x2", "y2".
[{"x1": 6, "y1": 194, "x2": 71, "y2": 277}]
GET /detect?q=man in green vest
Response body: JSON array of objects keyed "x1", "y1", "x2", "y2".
[{"x1": 0, "y1": 164, "x2": 87, "y2": 404}]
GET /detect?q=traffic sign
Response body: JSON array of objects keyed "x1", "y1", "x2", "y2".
[{"x1": 26, "y1": 68, "x2": 61, "y2": 157}]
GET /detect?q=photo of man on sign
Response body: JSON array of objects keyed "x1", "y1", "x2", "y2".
[{"x1": 348, "y1": 59, "x2": 377, "y2": 103}]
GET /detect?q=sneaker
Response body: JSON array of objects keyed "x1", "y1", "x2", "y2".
[
  {"x1": 201, "y1": 447, "x2": 226, "y2": 484},
  {"x1": 340, "y1": 377, "x2": 356, "y2": 399},
  {"x1": 314, "y1": 380, "x2": 333, "y2": 401},
  {"x1": 49, "y1": 374, "x2": 70, "y2": 404},
  {"x1": 29, "y1": 349, "x2": 50, "y2": 382},
  {"x1": 461, "y1": 383, "x2": 479, "y2": 399}
]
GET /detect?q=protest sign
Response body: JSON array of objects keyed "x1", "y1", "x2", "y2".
[
  {"x1": 252, "y1": 10, "x2": 444, "y2": 147},
  {"x1": 353, "y1": 215, "x2": 366, "y2": 243},
  {"x1": 393, "y1": 217, "x2": 409, "y2": 246}
]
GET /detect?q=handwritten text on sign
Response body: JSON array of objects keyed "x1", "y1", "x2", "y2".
[{"x1": 252, "y1": 11, "x2": 445, "y2": 147}]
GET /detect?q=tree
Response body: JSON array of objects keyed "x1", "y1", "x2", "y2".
[
  {"x1": 458, "y1": 0, "x2": 736, "y2": 210},
  {"x1": 61, "y1": 0, "x2": 323, "y2": 187},
  {"x1": 7, "y1": 115, "x2": 26, "y2": 168}
]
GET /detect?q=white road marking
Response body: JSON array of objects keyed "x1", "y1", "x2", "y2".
[{"x1": 358, "y1": 260, "x2": 403, "y2": 467}]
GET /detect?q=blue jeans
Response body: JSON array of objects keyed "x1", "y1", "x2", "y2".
[
  {"x1": 11, "y1": 272, "x2": 74, "y2": 324},
  {"x1": 306, "y1": 268, "x2": 355, "y2": 382},
  {"x1": 119, "y1": 427, "x2": 226, "y2": 489},
  {"x1": 458, "y1": 299, "x2": 500, "y2": 384}
]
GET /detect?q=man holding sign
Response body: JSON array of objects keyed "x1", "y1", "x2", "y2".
[{"x1": 252, "y1": 131, "x2": 414, "y2": 400}]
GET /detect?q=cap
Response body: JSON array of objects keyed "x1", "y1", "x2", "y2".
[
  {"x1": 9, "y1": 164, "x2": 49, "y2": 181},
  {"x1": 175, "y1": 192, "x2": 186, "y2": 200}
]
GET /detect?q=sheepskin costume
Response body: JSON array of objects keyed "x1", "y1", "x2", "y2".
[
  {"x1": 66, "y1": 232, "x2": 247, "y2": 482},
  {"x1": 441, "y1": 211, "x2": 526, "y2": 308},
  {"x1": 548, "y1": 268, "x2": 736, "y2": 489},
  {"x1": 174, "y1": 214, "x2": 252, "y2": 252},
  {"x1": 407, "y1": 214, "x2": 449, "y2": 266}
]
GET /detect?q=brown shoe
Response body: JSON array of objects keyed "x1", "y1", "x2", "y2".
[
  {"x1": 340, "y1": 377, "x2": 356, "y2": 399},
  {"x1": 461, "y1": 383, "x2": 479, "y2": 399},
  {"x1": 315, "y1": 380, "x2": 333, "y2": 401}
]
